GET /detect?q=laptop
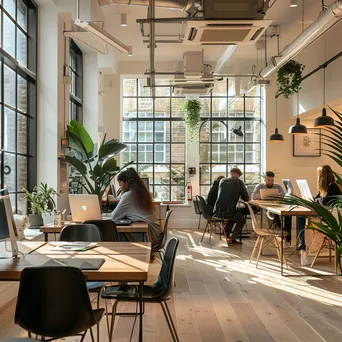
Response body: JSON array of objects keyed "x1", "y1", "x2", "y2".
[
  {"x1": 283, "y1": 179, "x2": 296, "y2": 196},
  {"x1": 296, "y1": 179, "x2": 313, "y2": 200},
  {"x1": 69, "y1": 194, "x2": 102, "y2": 222},
  {"x1": 259, "y1": 188, "x2": 280, "y2": 200},
  {"x1": 114, "y1": 219, "x2": 132, "y2": 226}
]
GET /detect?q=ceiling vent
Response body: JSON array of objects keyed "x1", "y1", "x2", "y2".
[
  {"x1": 184, "y1": 19, "x2": 272, "y2": 45},
  {"x1": 173, "y1": 83, "x2": 214, "y2": 95}
]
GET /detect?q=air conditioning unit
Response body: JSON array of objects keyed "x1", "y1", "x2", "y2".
[
  {"x1": 184, "y1": 19, "x2": 272, "y2": 45},
  {"x1": 183, "y1": 51, "x2": 204, "y2": 79},
  {"x1": 173, "y1": 84, "x2": 214, "y2": 95}
]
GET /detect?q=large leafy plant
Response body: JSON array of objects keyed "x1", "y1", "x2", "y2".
[
  {"x1": 23, "y1": 183, "x2": 58, "y2": 215},
  {"x1": 65, "y1": 120, "x2": 131, "y2": 202}
]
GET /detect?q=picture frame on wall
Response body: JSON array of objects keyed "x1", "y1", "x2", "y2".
[{"x1": 293, "y1": 128, "x2": 321, "y2": 157}]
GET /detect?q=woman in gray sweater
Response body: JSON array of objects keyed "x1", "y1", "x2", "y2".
[{"x1": 111, "y1": 168, "x2": 163, "y2": 250}]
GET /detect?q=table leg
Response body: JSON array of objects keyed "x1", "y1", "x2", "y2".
[
  {"x1": 44, "y1": 233, "x2": 48, "y2": 242},
  {"x1": 280, "y1": 215, "x2": 284, "y2": 276},
  {"x1": 139, "y1": 281, "x2": 143, "y2": 342}
]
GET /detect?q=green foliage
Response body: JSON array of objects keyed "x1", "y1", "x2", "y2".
[
  {"x1": 65, "y1": 120, "x2": 133, "y2": 203},
  {"x1": 23, "y1": 183, "x2": 58, "y2": 215},
  {"x1": 276, "y1": 60, "x2": 305, "y2": 99},
  {"x1": 184, "y1": 100, "x2": 201, "y2": 143}
]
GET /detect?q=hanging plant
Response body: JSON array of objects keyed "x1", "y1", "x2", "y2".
[
  {"x1": 184, "y1": 99, "x2": 201, "y2": 143},
  {"x1": 276, "y1": 60, "x2": 305, "y2": 99}
]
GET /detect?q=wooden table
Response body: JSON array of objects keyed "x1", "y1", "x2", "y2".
[
  {"x1": 0, "y1": 241, "x2": 151, "y2": 342},
  {"x1": 249, "y1": 200, "x2": 317, "y2": 275},
  {"x1": 40, "y1": 222, "x2": 149, "y2": 242}
]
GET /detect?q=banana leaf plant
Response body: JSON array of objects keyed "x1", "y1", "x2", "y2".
[
  {"x1": 65, "y1": 120, "x2": 132, "y2": 203},
  {"x1": 279, "y1": 195, "x2": 342, "y2": 273}
]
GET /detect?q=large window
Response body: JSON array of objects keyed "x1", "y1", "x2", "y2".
[
  {"x1": 0, "y1": 0, "x2": 37, "y2": 214},
  {"x1": 199, "y1": 79, "x2": 264, "y2": 195},
  {"x1": 122, "y1": 79, "x2": 186, "y2": 201},
  {"x1": 69, "y1": 39, "x2": 83, "y2": 123}
]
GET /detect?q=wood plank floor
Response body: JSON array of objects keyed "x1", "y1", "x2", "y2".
[{"x1": 1, "y1": 228, "x2": 342, "y2": 341}]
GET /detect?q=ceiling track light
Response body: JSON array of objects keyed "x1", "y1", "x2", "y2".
[
  {"x1": 270, "y1": 97, "x2": 284, "y2": 142},
  {"x1": 121, "y1": 13, "x2": 127, "y2": 27},
  {"x1": 290, "y1": 0, "x2": 298, "y2": 7}
]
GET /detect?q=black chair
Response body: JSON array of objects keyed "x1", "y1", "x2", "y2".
[
  {"x1": 197, "y1": 196, "x2": 224, "y2": 244},
  {"x1": 155, "y1": 210, "x2": 173, "y2": 261},
  {"x1": 83, "y1": 220, "x2": 120, "y2": 242},
  {"x1": 59, "y1": 223, "x2": 104, "y2": 341},
  {"x1": 15, "y1": 266, "x2": 104, "y2": 341},
  {"x1": 102, "y1": 237, "x2": 180, "y2": 342},
  {"x1": 193, "y1": 196, "x2": 202, "y2": 229}
]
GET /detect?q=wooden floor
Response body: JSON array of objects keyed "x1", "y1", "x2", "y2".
[{"x1": 1, "y1": 229, "x2": 342, "y2": 342}]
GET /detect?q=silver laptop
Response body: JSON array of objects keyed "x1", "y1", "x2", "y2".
[
  {"x1": 69, "y1": 194, "x2": 102, "y2": 222},
  {"x1": 296, "y1": 179, "x2": 313, "y2": 200},
  {"x1": 259, "y1": 188, "x2": 280, "y2": 200},
  {"x1": 282, "y1": 179, "x2": 296, "y2": 196}
]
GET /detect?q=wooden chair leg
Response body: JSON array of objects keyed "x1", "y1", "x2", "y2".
[
  {"x1": 250, "y1": 235, "x2": 260, "y2": 262},
  {"x1": 273, "y1": 237, "x2": 281, "y2": 262},
  {"x1": 310, "y1": 238, "x2": 326, "y2": 268},
  {"x1": 256, "y1": 236, "x2": 265, "y2": 268}
]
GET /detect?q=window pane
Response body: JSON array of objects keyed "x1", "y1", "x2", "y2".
[
  {"x1": 212, "y1": 121, "x2": 227, "y2": 142},
  {"x1": 245, "y1": 144, "x2": 260, "y2": 163},
  {"x1": 199, "y1": 121, "x2": 211, "y2": 142},
  {"x1": 4, "y1": 153, "x2": 16, "y2": 191},
  {"x1": 171, "y1": 165, "x2": 184, "y2": 185},
  {"x1": 228, "y1": 144, "x2": 244, "y2": 163},
  {"x1": 138, "y1": 144, "x2": 153, "y2": 162},
  {"x1": 200, "y1": 164, "x2": 211, "y2": 185},
  {"x1": 4, "y1": 107, "x2": 15, "y2": 152},
  {"x1": 171, "y1": 121, "x2": 185, "y2": 142},
  {"x1": 212, "y1": 80, "x2": 227, "y2": 96},
  {"x1": 245, "y1": 164, "x2": 261, "y2": 184},
  {"x1": 17, "y1": 0, "x2": 27, "y2": 31},
  {"x1": 228, "y1": 97, "x2": 244, "y2": 117},
  {"x1": 212, "y1": 165, "x2": 227, "y2": 181},
  {"x1": 4, "y1": 0, "x2": 15, "y2": 18},
  {"x1": 138, "y1": 79, "x2": 152, "y2": 97},
  {"x1": 154, "y1": 164, "x2": 169, "y2": 185},
  {"x1": 155, "y1": 79, "x2": 170, "y2": 96},
  {"x1": 17, "y1": 75, "x2": 27, "y2": 113},
  {"x1": 212, "y1": 98, "x2": 227, "y2": 117},
  {"x1": 123, "y1": 98, "x2": 137, "y2": 118},
  {"x1": 245, "y1": 121, "x2": 260, "y2": 142},
  {"x1": 4, "y1": 65, "x2": 16, "y2": 107},
  {"x1": 17, "y1": 28, "x2": 27, "y2": 66},
  {"x1": 123, "y1": 121, "x2": 137, "y2": 142},
  {"x1": 212, "y1": 144, "x2": 227, "y2": 163},
  {"x1": 138, "y1": 98, "x2": 153, "y2": 118},
  {"x1": 200, "y1": 143, "x2": 211, "y2": 163},
  {"x1": 155, "y1": 98, "x2": 170, "y2": 117},
  {"x1": 123, "y1": 79, "x2": 136, "y2": 96},
  {"x1": 154, "y1": 185, "x2": 169, "y2": 201},
  {"x1": 171, "y1": 98, "x2": 185, "y2": 117},
  {"x1": 171, "y1": 186, "x2": 185, "y2": 201},
  {"x1": 17, "y1": 193, "x2": 26, "y2": 215},
  {"x1": 17, "y1": 155, "x2": 27, "y2": 191},
  {"x1": 199, "y1": 98, "x2": 210, "y2": 117},
  {"x1": 137, "y1": 164, "x2": 152, "y2": 179},
  {"x1": 121, "y1": 144, "x2": 136, "y2": 163},
  {"x1": 3, "y1": 14, "x2": 15, "y2": 57},
  {"x1": 17, "y1": 113, "x2": 27, "y2": 154},
  {"x1": 171, "y1": 144, "x2": 185, "y2": 163},
  {"x1": 228, "y1": 121, "x2": 244, "y2": 142}
]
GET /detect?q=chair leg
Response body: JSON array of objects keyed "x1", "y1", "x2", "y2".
[
  {"x1": 198, "y1": 214, "x2": 201, "y2": 229},
  {"x1": 250, "y1": 235, "x2": 260, "y2": 262},
  {"x1": 201, "y1": 221, "x2": 209, "y2": 242},
  {"x1": 164, "y1": 301, "x2": 180, "y2": 342},
  {"x1": 80, "y1": 331, "x2": 87, "y2": 342},
  {"x1": 109, "y1": 300, "x2": 119, "y2": 342},
  {"x1": 209, "y1": 222, "x2": 213, "y2": 244},
  {"x1": 90, "y1": 328, "x2": 95, "y2": 342},
  {"x1": 159, "y1": 301, "x2": 179, "y2": 342},
  {"x1": 256, "y1": 236, "x2": 265, "y2": 268},
  {"x1": 104, "y1": 298, "x2": 110, "y2": 337},
  {"x1": 310, "y1": 238, "x2": 326, "y2": 268},
  {"x1": 96, "y1": 287, "x2": 104, "y2": 342},
  {"x1": 273, "y1": 237, "x2": 281, "y2": 262}
]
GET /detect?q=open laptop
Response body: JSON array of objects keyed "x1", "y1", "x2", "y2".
[
  {"x1": 259, "y1": 188, "x2": 280, "y2": 200},
  {"x1": 296, "y1": 179, "x2": 314, "y2": 200},
  {"x1": 69, "y1": 194, "x2": 102, "y2": 222},
  {"x1": 283, "y1": 179, "x2": 296, "y2": 196}
]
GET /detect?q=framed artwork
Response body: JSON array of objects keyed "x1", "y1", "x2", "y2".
[{"x1": 293, "y1": 128, "x2": 321, "y2": 157}]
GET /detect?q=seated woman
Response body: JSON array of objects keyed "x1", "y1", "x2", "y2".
[
  {"x1": 111, "y1": 168, "x2": 163, "y2": 250},
  {"x1": 297, "y1": 165, "x2": 342, "y2": 250}
]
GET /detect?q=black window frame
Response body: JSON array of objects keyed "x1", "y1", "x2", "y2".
[{"x1": 0, "y1": 0, "x2": 37, "y2": 213}]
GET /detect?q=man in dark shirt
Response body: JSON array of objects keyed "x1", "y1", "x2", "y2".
[
  {"x1": 214, "y1": 168, "x2": 249, "y2": 245},
  {"x1": 207, "y1": 175, "x2": 225, "y2": 214}
]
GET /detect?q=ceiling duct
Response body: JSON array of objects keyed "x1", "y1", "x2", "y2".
[
  {"x1": 173, "y1": 84, "x2": 214, "y2": 95},
  {"x1": 260, "y1": 0, "x2": 342, "y2": 78},
  {"x1": 97, "y1": 0, "x2": 191, "y2": 10}
]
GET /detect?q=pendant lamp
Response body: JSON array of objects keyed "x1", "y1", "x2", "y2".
[
  {"x1": 270, "y1": 97, "x2": 284, "y2": 142},
  {"x1": 314, "y1": 67, "x2": 335, "y2": 128},
  {"x1": 289, "y1": 93, "x2": 307, "y2": 134}
]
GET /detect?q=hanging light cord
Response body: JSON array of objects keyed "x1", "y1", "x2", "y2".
[
  {"x1": 297, "y1": 92, "x2": 300, "y2": 118},
  {"x1": 323, "y1": 67, "x2": 326, "y2": 107},
  {"x1": 275, "y1": 98, "x2": 278, "y2": 128}
]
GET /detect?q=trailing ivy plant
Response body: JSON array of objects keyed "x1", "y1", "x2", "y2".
[
  {"x1": 276, "y1": 60, "x2": 305, "y2": 99},
  {"x1": 184, "y1": 99, "x2": 201, "y2": 143}
]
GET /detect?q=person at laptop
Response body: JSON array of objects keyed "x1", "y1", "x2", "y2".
[
  {"x1": 252, "y1": 171, "x2": 292, "y2": 242},
  {"x1": 111, "y1": 168, "x2": 163, "y2": 248}
]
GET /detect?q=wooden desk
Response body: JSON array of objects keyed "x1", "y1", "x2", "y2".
[
  {"x1": 40, "y1": 222, "x2": 149, "y2": 242},
  {"x1": 0, "y1": 241, "x2": 150, "y2": 342},
  {"x1": 249, "y1": 200, "x2": 316, "y2": 275}
]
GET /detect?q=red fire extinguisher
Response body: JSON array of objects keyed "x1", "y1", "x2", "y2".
[{"x1": 187, "y1": 183, "x2": 193, "y2": 201}]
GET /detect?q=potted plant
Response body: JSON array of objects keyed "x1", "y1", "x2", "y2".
[
  {"x1": 65, "y1": 120, "x2": 132, "y2": 203},
  {"x1": 23, "y1": 183, "x2": 58, "y2": 227},
  {"x1": 184, "y1": 99, "x2": 201, "y2": 143},
  {"x1": 276, "y1": 60, "x2": 305, "y2": 99}
]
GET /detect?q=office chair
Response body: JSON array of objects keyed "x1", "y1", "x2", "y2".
[{"x1": 83, "y1": 220, "x2": 120, "y2": 242}]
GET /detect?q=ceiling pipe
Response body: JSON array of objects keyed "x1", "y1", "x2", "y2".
[
  {"x1": 212, "y1": 45, "x2": 238, "y2": 74},
  {"x1": 260, "y1": 0, "x2": 342, "y2": 78},
  {"x1": 97, "y1": 0, "x2": 191, "y2": 10}
]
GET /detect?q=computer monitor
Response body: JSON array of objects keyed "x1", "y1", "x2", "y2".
[
  {"x1": 296, "y1": 179, "x2": 314, "y2": 200},
  {"x1": 141, "y1": 177, "x2": 149, "y2": 189},
  {"x1": 282, "y1": 179, "x2": 295, "y2": 196},
  {"x1": 0, "y1": 189, "x2": 18, "y2": 258}
]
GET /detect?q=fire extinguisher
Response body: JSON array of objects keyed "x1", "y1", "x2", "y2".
[{"x1": 187, "y1": 182, "x2": 193, "y2": 201}]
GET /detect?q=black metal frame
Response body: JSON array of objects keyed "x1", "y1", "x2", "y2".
[
  {"x1": 199, "y1": 79, "x2": 264, "y2": 195},
  {"x1": 69, "y1": 39, "x2": 83, "y2": 123},
  {"x1": 122, "y1": 78, "x2": 186, "y2": 201},
  {"x1": 0, "y1": 0, "x2": 37, "y2": 213}
]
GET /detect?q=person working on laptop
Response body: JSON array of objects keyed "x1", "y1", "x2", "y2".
[
  {"x1": 214, "y1": 168, "x2": 249, "y2": 245},
  {"x1": 252, "y1": 171, "x2": 292, "y2": 242},
  {"x1": 111, "y1": 168, "x2": 163, "y2": 250}
]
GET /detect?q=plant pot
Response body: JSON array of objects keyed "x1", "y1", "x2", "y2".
[{"x1": 28, "y1": 214, "x2": 43, "y2": 228}]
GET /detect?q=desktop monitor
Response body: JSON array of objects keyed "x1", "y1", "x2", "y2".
[{"x1": 282, "y1": 179, "x2": 295, "y2": 196}]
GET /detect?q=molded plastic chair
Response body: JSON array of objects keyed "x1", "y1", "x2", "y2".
[
  {"x1": 197, "y1": 196, "x2": 224, "y2": 244},
  {"x1": 245, "y1": 201, "x2": 288, "y2": 269},
  {"x1": 193, "y1": 196, "x2": 202, "y2": 229},
  {"x1": 83, "y1": 220, "x2": 120, "y2": 242},
  {"x1": 15, "y1": 266, "x2": 104, "y2": 341},
  {"x1": 155, "y1": 210, "x2": 173, "y2": 260},
  {"x1": 102, "y1": 237, "x2": 180, "y2": 342}
]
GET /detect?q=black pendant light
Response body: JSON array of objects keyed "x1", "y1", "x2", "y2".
[
  {"x1": 289, "y1": 93, "x2": 307, "y2": 134},
  {"x1": 314, "y1": 67, "x2": 335, "y2": 128},
  {"x1": 270, "y1": 97, "x2": 284, "y2": 142},
  {"x1": 233, "y1": 126, "x2": 244, "y2": 137}
]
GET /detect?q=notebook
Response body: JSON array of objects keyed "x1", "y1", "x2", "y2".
[
  {"x1": 259, "y1": 188, "x2": 280, "y2": 200},
  {"x1": 43, "y1": 258, "x2": 105, "y2": 270}
]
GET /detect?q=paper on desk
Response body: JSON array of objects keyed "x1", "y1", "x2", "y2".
[{"x1": 50, "y1": 242, "x2": 98, "y2": 251}]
